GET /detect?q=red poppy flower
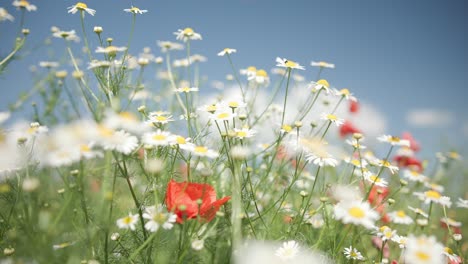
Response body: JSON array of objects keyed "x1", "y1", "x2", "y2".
[
  {"x1": 165, "y1": 180, "x2": 230, "y2": 223},
  {"x1": 349, "y1": 100, "x2": 359, "y2": 113},
  {"x1": 394, "y1": 156, "x2": 423, "y2": 172},
  {"x1": 402, "y1": 132, "x2": 421, "y2": 152},
  {"x1": 339, "y1": 120, "x2": 361, "y2": 138}
]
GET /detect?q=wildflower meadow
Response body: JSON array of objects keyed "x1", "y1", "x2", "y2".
[{"x1": 0, "y1": 1, "x2": 467, "y2": 264}]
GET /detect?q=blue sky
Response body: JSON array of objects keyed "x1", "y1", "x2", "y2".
[{"x1": 1, "y1": 0, "x2": 467, "y2": 157}]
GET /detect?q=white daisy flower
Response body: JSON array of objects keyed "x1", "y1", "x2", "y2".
[
  {"x1": 0, "y1": 111, "x2": 10, "y2": 124},
  {"x1": 408, "y1": 206, "x2": 429, "y2": 218},
  {"x1": 190, "y1": 54, "x2": 207, "y2": 63},
  {"x1": 376, "y1": 226, "x2": 397, "y2": 242},
  {"x1": 217, "y1": 48, "x2": 237, "y2": 56},
  {"x1": 309, "y1": 79, "x2": 331, "y2": 93},
  {"x1": 456, "y1": 198, "x2": 468, "y2": 209},
  {"x1": 95, "y1": 46, "x2": 127, "y2": 55},
  {"x1": 403, "y1": 235, "x2": 444, "y2": 264},
  {"x1": 174, "y1": 27, "x2": 202, "y2": 42},
  {"x1": 378, "y1": 160, "x2": 399, "y2": 174},
  {"x1": 443, "y1": 247, "x2": 460, "y2": 263},
  {"x1": 173, "y1": 135, "x2": 195, "y2": 151},
  {"x1": 12, "y1": 0, "x2": 37, "y2": 12},
  {"x1": 52, "y1": 30, "x2": 80, "y2": 42},
  {"x1": 191, "y1": 239, "x2": 205, "y2": 251},
  {"x1": 424, "y1": 182, "x2": 444, "y2": 193},
  {"x1": 413, "y1": 190, "x2": 452, "y2": 207},
  {"x1": 240, "y1": 66, "x2": 257, "y2": 77},
  {"x1": 39, "y1": 61, "x2": 59, "y2": 68},
  {"x1": 403, "y1": 169, "x2": 427, "y2": 183},
  {"x1": 377, "y1": 135, "x2": 410, "y2": 147},
  {"x1": 147, "y1": 114, "x2": 174, "y2": 126},
  {"x1": 343, "y1": 246, "x2": 364, "y2": 260},
  {"x1": 225, "y1": 100, "x2": 247, "y2": 109},
  {"x1": 344, "y1": 157, "x2": 368, "y2": 169},
  {"x1": 440, "y1": 217, "x2": 462, "y2": 228},
  {"x1": 275, "y1": 57, "x2": 305, "y2": 70},
  {"x1": 363, "y1": 171, "x2": 388, "y2": 187},
  {"x1": 275, "y1": 240, "x2": 300, "y2": 260},
  {"x1": 0, "y1": 8, "x2": 14, "y2": 22},
  {"x1": 388, "y1": 210, "x2": 414, "y2": 225},
  {"x1": 333, "y1": 88, "x2": 357, "y2": 101},
  {"x1": 79, "y1": 144, "x2": 103, "y2": 160},
  {"x1": 157, "y1": 41, "x2": 184, "y2": 53},
  {"x1": 116, "y1": 213, "x2": 139, "y2": 230},
  {"x1": 142, "y1": 130, "x2": 175, "y2": 147},
  {"x1": 234, "y1": 127, "x2": 256, "y2": 139},
  {"x1": 305, "y1": 152, "x2": 338, "y2": 167},
  {"x1": 334, "y1": 200, "x2": 379, "y2": 229},
  {"x1": 142, "y1": 205, "x2": 177, "y2": 232},
  {"x1": 320, "y1": 113, "x2": 344, "y2": 127},
  {"x1": 175, "y1": 87, "x2": 199, "y2": 93},
  {"x1": 124, "y1": 6, "x2": 147, "y2": 14},
  {"x1": 67, "y1": 2, "x2": 95, "y2": 16},
  {"x1": 247, "y1": 69, "x2": 270, "y2": 85},
  {"x1": 393, "y1": 235, "x2": 408, "y2": 249},
  {"x1": 311, "y1": 61, "x2": 335, "y2": 69},
  {"x1": 98, "y1": 128, "x2": 139, "y2": 155},
  {"x1": 190, "y1": 146, "x2": 219, "y2": 159},
  {"x1": 210, "y1": 111, "x2": 236, "y2": 122},
  {"x1": 87, "y1": 60, "x2": 111, "y2": 69},
  {"x1": 103, "y1": 111, "x2": 148, "y2": 135}
]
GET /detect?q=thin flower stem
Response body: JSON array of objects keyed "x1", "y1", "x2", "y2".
[
  {"x1": 129, "y1": 232, "x2": 157, "y2": 261},
  {"x1": 364, "y1": 145, "x2": 394, "y2": 201},
  {"x1": 280, "y1": 68, "x2": 292, "y2": 127},
  {"x1": 80, "y1": 11, "x2": 92, "y2": 60},
  {"x1": 226, "y1": 54, "x2": 245, "y2": 102},
  {"x1": 335, "y1": 225, "x2": 353, "y2": 255},
  {"x1": 294, "y1": 166, "x2": 321, "y2": 235}
]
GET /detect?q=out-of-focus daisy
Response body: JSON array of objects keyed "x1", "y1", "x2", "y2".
[
  {"x1": 87, "y1": 60, "x2": 111, "y2": 70},
  {"x1": 98, "y1": 128, "x2": 139, "y2": 155},
  {"x1": 175, "y1": 87, "x2": 199, "y2": 93},
  {"x1": 190, "y1": 54, "x2": 207, "y2": 63},
  {"x1": 52, "y1": 30, "x2": 80, "y2": 42},
  {"x1": 174, "y1": 27, "x2": 202, "y2": 42},
  {"x1": 424, "y1": 182, "x2": 444, "y2": 193},
  {"x1": 95, "y1": 46, "x2": 127, "y2": 55},
  {"x1": 388, "y1": 210, "x2": 413, "y2": 225},
  {"x1": 376, "y1": 226, "x2": 397, "y2": 242},
  {"x1": 67, "y1": 2, "x2": 95, "y2": 16},
  {"x1": 311, "y1": 61, "x2": 335, "y2": 69},
  {"x1": 225, "y1": 100, "x2": 247, "y2": 110},
  {"x1": 173, "y1": 135, "x2": 195, "y2": 151},
  {"x1": 320, "y1": 113, "x2": 344, "y2": 127},
  {"x1": 346, "y1": 138, "x2": 366, "y2": 149},
  {"x1": 191, "y1": 239, "x2": 205, "y2": 251},
  {"x1": 413, "y1": 190, "x2": 452, "y2": 207},
  {"x1": 440, "y1": 217, "x2": 462, "y2": 228},
  {"x1": 217, "y1": 48, "x2": 237, "y2": 56},
  {"x1": 147, "y1": 113, "x2": 174, "y2": 126},
  {"x1": 275, "y1": 240, "x2": 299, "y2": 260},
  {"x1": 456, "y1": 198, "x2": 468, "y2": 208},
  {"x1": 393, "y1": 235, "x2": 408, "y2": 249},
  {"x1": 408, "y1": 206, "x2": 429, "y2": 218},
  {"x1": 305, "y1": 152, "x2": 338, "y2": 167},
  {"x1": 210, "y1": 111, "x2": 236, "y2": 122},
  {"x1": 280, "y1": 124, "x2": 293, "y2": 134},
  {"x1": 157, "y1": 40, "x2": 184, "y2": 53},
  {"x1": 377, "y1": 135, "x2": 410, "y2": 147},
  {"x1": 12, "y1": 0, "x2": 37, "y2": 11},
  {"x1": 0, "y1": 8, "x2": 14, "y2": 22},
  {"x1": 0, "y1": 111, "x2": 10, "y2": 124},
  {"x1": 363, "y1": 171, "x2": 388, "y2": 187},
  {"x1": 334, "y1": 200, "x2": 379, "y2": 229},
  {"x1": 309, "y1": 79, "x2": 330, "y2": 93},
  {"x1": 333, "y1": 88, "x2": 357, "y2": 101},
  {"x1": 403, "y1": 235, "x2": 444, "y2": 264},
  {"x1": 443, "y1": 247, "x2": 461, "y2": 263},
  {"x1": 39, "y1": 61, "x2": 59, "y2": 69},
  {"x1": 124, "y1": 6, "x2": 147, "y2": 14},
  {"x1": 116, "y1": 213, "x2": 138, "y2": 230},
  {"x1": 275, "y1": 57, "x2": 305, "y2": 70},
  {"x1": 378, "y1": 160, "x2": 399, "y2": 174},
  {"x1": 344, "y1": 157, "x2": 368, "y2": 169},
  {"x1": 240, "y1": 66, "x2": 257, "y2": 77},
  {"x1": 248, "y1": 69, "x2": 270, "y2": 85},
  {"x1": 234, "y1": 127, "x2": 256, "y2": 139},
  {"x1": 403, "y1": 169, "x2": 427, "y2": 183},
  {"x1": 142, "y1": 130, "x2": 175, "y2": 147},
  {"x1": 190, "y1": 145, "x2": 219, "y2": 159},
  {"x1": 79, "y1": 144, "x2": 103, "y2": 160},
  {"x1": 343, "y1": 246, "x2": 364, "y2": 260},
  {"x1": 142, "y1": 205, "x2": 177, "y2": 232},
  {"x1": 103, "y1": 111, "x2": 148, "y2": 134},
  {"x1": 363, "y1": 151, "x2": 381, "y2": 166}
]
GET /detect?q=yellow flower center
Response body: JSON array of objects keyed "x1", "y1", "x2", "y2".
[
  {"x1": 152, "y1": 213, "x2": 167, "y2": 224},
  {"x1": 425, "y1": 190, "x2": 441, "y2": 199},
  {"x1": 445, "y1": 247, "x2": 454, "y2": 254},
  {"x1": 339, "y1": 88, "x2": 350, "y2": 96},
  {"x1": 284, "y1": 60, "x2": 298, "y2": 68},
  {"x1": 176, "y1": 136, "x2": 186, "y2": 144},
  {"x1": 130, "y1": 7, "x2": 140, "y2": 12},
  {"x1": 119, "y1": 112, "x2": 137, "y2": 121},
  {"x1": 369, "y1": 175, "x2": 381, "y2": 183},
  {"x1": 237, "y1": 131, "x2": 247, "y2": 138},
  {"x1": 155, "y1": 116, "x2": 168, "y2": 122},
  {"x1": 382, "y1": 160, "x2": 392, "y2": 167},
  {"x1": 247, "y1": 66, "x2": 257, "y2": 72},
  {"x1": 194, "y1": 146, "x2": 208, "y2": 154},
  {"x1": 379, "y1": 226, "x2": 389, "y2": 232},
  {"x1": 76, "y1": 2, "x2": 88, "y2": 10},
  {"x1": 181, "y1": 87, "x2": 191, "y2": 92},
  {"x1": 316, "y1": 79, "x2": 330, "y2": 87},
  {"x1": 348, "y1": 206, "x2": 365, "y2": 219},
  {"x1": 396, "y1": 210, "x2": 406, "y2": 217},
  {"x1": 27, "y1": 127, "x2": 38, "y2": 134},
  {"x1": 256, "y1": 69, "x2": 268, "y2": 77},
  {"x1": 98, "y1": 126, "x2": 114, "y2": 138},
  {"x1": 152, "y1": 134, "x2": 167, "y2": 141},
  {"x1": 183, "y1": 28, "x2": 194, "y2": 36},
  {"x1": 80, "y1": 145, "x2": 91, "y2": 152},
  {"x1": 326, "y1": 114, "x2": 337, "y2": 121},
  {"x1": 282, "y1": 125, "x2": 292, "y2": 133},
  {"x1": 217, "y1": 112, "x2": 229, "y2": 119},
  {"x1": 350, "y1": 251, "x2": 358, "y2": 257},
  {"x1": 415, "y1": 251, "x2": 430, "y2": 261},
  {"x1": 223, "y1": 48, "x2": 231, "y2": 52},
  {"x1": 448, "y1": 151, "x2": 460, "y2": 159},
  {"x1": 228, "y1": 101, "x2": 239, "y2": 108},
  {"x1": 351, "y1": 159, "x2": 361, "y2": 167},
  {"x1": 123, "y1": 216, "x2": 133, "y2": 224},
  {"x1": 19, "y1": 0, "x2": 30, "y2": 7},
  {"x1": 206, "y1": 105, "x2": 217, "y2": 113},
  {"x1": 390, "y1": 136, "x2": 401, "y2": 143}
]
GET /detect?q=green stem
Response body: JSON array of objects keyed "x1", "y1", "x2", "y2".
[{"x1": 280, "y1": 68, "x2": 292, "y2": 127}]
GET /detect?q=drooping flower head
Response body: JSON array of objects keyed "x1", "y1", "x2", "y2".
[
  {"x1": 165, "y1": 180, "x2": 230, "y2": 223},
  {"x1": 67, "y1": 2, "x2": 96, "y2": 16}
]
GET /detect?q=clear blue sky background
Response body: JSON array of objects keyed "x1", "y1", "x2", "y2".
[{"x1": 1, "y1": 0, "x2": 467, "y2": 157}]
